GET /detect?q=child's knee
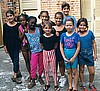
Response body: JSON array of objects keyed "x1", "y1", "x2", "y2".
[
  {"x1": 59, "y1": 61, "x2": 64, "y2": 67},
  {"x1": 67, "y1": 70, "x2": 72, "y2": 75},
  {"x1": 44, "y1": 70, "x2": 49, "y2": 74},
  {"x1": 79, "y1": 68, "x2": 84, "y2": 73},
  {"x1": 89, "y1": 70, "x2": 95, "y2": 76}
]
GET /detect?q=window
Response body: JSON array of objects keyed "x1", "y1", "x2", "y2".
[{"x1": 21, "y1": 0, "x2": 38, "y2": 11}]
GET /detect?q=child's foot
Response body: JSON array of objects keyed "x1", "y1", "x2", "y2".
[
  {"x1": 54, "y1": 85, "x2": 60, "y2": 91},
  {"x1": 59, "y1": 76, "x2": 66, "y2": 87},
  {"x1": 11, "y1": 77, "x2": 22, "y2": 84},
  {"x1": 43, "y1": 85, "x2": 50, "y2": 91},
  {"x1": 73, "y1": 87, "x2": 78, "y2": 91},
  {"x1": 17, "y1": 72, "x2": 22, "y2": 78},
  {"x1": 80, "y1": 85, "x2": 88, "y2": 91},
  {"x1": 67, "y1": 87, "x2": 73, "y2": 91},
  {"x1": 28, "y1": 79, "x2": 36, "y2": 89},
  {"x1": 38, "y1": 77, "x2": 44, "y2": 85},
  {"x1": 25, "y1": 76, "x2": 32, "y2": 82},
  {"x1": 89, "y1": 84, "x2": 97, "y2": 91}
]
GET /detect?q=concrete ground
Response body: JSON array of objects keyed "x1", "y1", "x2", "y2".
[{"x1": 0, "y1": 38, "x2": 100, "y2": 91}]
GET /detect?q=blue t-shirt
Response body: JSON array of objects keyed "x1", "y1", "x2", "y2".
[
  {"x1": 63, "y1": 16, "x2": 77, "y2": 28},
  {"x1": 25, "y1": 27, "x2": 43, "y2": 53},
  {"x1": 60, "y1": 32, "x2": 80, "y2": 49},
  {"x1": 80, "y1": 30, "x2": 95, "y2": 49}
]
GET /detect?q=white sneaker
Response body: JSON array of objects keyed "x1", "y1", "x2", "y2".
[
  {"x1": 59, "y1": 77, "x2": 63, "y2": 83},
  {"x1": 59, "y1": 77, "x2": 66, "y2": 87}
]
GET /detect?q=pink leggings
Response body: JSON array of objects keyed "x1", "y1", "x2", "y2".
[
  {"x1": 30, "y1": 52, "x2": 44, "y2": 79},
  {"x1": 43, "y1": 49, "x2": 57, "y2": 85}
]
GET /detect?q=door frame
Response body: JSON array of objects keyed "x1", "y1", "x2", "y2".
[{"x1": 0, "y1": 2, "x2": 3, "y2": 46}]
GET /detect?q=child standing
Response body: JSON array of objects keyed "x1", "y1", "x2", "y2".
[
  {"x1": 53, "y1": 12, "x2": 67, "y2": 87},
  {"x1": 40, "y1": 21, "x2": 59, "y2": 91},
  {"x1": 18, "y1": 13, "x2": 31, "y2": 81},
  {"x1": 60, "y1": 18, "x2": 80, "y2": 91},
  {"x1": 37, "y1": 11, "x2": 55, "y2": 34},
  {"x1": 61, "y1": 2, "x2": 77, "y2": 30},
  {"x1": 25, "y1": 16, "x2": 44, "y2": 89},
  {"x1": 77, "y1": 18, "x2": 97, "y2": 91},
  {"x1": 3, "y1": 10, "x2": 22, "y2": 84}
]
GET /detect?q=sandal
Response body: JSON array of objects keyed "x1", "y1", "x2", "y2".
[
  {"x1": 38, "y1": 77, "x2": 44, "y2": 85},
  {"x1": 67, "y1": 88, "x2": 73, "y2": 91},
  {"x1": 43, "y1": 85, "x2": 50, "y2": 91},
  {"x1": 11, "y1": 77, "x2": 22, "y2": 84},
  {"x1": 28, "y1": 80, "x2": 36, "y2": 89},
  {"x1": 89, "y1": 84, "x2": 97, "y2": 91},
  {"x1": 80, "y1": 85, "x2": 88, "y2": 91},
  {"x1": 73, "y1": 90, "x2": 78, "y2": 91},
  {"x1": 54, "y1": 85, "x2": 60, "y2": 91},
  {"x1": 17, "y1": 72, "x2": 22, "y2": 78},
  {"x1": 73, "y1": 87, "x2": 78, "y2": 91}
]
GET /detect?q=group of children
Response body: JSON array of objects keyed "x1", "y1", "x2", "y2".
[{"x1": 3, "y1": 1, "x2": 97, "y2": 91}]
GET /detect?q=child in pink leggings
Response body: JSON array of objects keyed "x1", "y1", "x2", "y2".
[{"x1": 25, "y1": 16, "x2": 44, "y2": 89}]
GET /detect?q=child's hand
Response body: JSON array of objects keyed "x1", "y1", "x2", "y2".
[
  {"x1": 94, "y1": 54, "x2": 97, "y2": 61},
  {"x1": 23, "y1": 28, "x2": 28, "y2": 33},
  {"x1": 3, "y1": 46, "x2": 8, "y2": 53},
  {"x1": 64, "y1": 58, "x2": 69, "y2": 63},
  {"x1": 69, "y1": 57, "x2": 75, "y2": 63},
  {"x1": 56, "y1": 32, "x2": 59, "y2": 36}
]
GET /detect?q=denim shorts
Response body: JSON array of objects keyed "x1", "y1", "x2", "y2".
[
  {"x1": 64, "y1": 48, "x2": 78, "y2": 69},
  {"x1": 78, "y1": 48, "x2": 94, "y2": 66}
]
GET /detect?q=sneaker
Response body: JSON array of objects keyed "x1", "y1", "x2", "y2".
[
  {"x1": 80, "y1": 85, "x2": 88, "y2": 91},
  {"x1": 59, "y1": 76, "x2": 66, "y2": 82},
  {"x1": 89, "y1": 84, "x2": 97, "y2": 91},
  {"x1": 59, "y1": 77, "x2": 66, "y2": 87},
  {"x1": 25, "y1": 76, "x2": 32, "y2": 82}
]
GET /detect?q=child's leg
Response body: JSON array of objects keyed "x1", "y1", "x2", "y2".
[
  {"x1": 43, "y1": 50, "x2": 50, "y2": 85},
  {"x1": 87, "y1": 66, "x2": 95, "y2": 84},
  {"x1": 49, "y1": 54, "x2": 57, "y2": 86},
  {"x1": 38, "y1": 52, "x2": 44, "y2": 76},
  {"x1": 22, "y1": 50, "x2": 30, "y2": 74},
  {"x1": 59, "y1": 61, "x2": 65, "y2": 76},
  {"x1": 79, "y1": 65, "x2": 85, "y2": 84},
  {"x1": 67, "y1": 69, "x2": 72, "y2": 89},
  {"x1": 37, "y1": 52, "x2": 44, "y2": 84},
  {"x1": 72, "y1": 68, "x2": 78, "y2": 90},
  {"x1": 30, "y1": 53, "x2": 38, "y2": 79}
]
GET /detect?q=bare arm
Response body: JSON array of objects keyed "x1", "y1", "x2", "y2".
[
  {"x1": 3, "y1": 45, "x2": 8, "y2": 53},
  {"x1": 92, "y1": 39, "x2": 97, "y2": 61},
  {"x1": 18, "y1": 27, "x2": 25, "y2": 41},
  {"x1": 18, "y1": 27, "x2": 28, "y2": 41},
  {"x1": 54, "y1": 43, "x2": 58, "y2": 49},
  {"x1": 40, "y1": 43, "x2": 44, "y2": 49}
]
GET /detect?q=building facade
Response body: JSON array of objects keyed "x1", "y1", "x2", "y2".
[{"x1": 0, "y1": 0, "x2": 100, "y2": 45}]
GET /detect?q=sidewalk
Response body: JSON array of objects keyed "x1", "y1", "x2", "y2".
[{"x1": 0, "y1": 38, "x2": 100, "y2": 91}]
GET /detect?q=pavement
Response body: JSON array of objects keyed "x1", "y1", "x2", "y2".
[{"x1": 0, "y1": 38, "x2": 100, "y2": 91}]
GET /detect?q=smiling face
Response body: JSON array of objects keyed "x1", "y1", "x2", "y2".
[
  {"x1": 28, "y1": 19, "x2": 36, "y2": 30},
  {"x1": 40, "y1": 12, "x2": 49, "y2": 23},
  {"x1": 6, "y1": 13, "x2": 15, "y2": 23},
  {"x1": 65, "y1": 20, "x2": 74, "y2": 33},
  {"x1": 55, "y1": 14, "x2": 63, "y2": 26},
  {"x1": 78, "y1": 21, "x2": 87, "y2": 32},
  {"x1": 19, "y1": 16, "x2": 26, "y2": 26},
  {"x1": 43, "y1": 23, "x2": 52, "y2": 34},
  {"x1": 62, "y1": 6, "x2": 70, "y2": 16}
]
